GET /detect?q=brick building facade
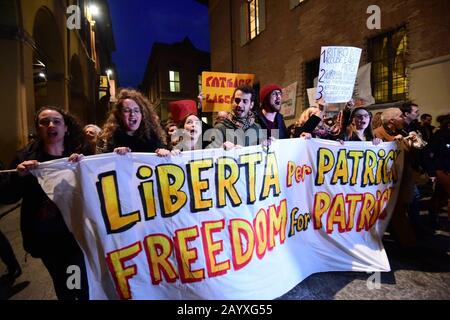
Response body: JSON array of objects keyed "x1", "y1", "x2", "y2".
[
  {"x1": 205, "y1": 0, "x2": 450, "y2": 125},
  {"x1": 0, "y1": 0, "x2": 116, "y2": 164}
]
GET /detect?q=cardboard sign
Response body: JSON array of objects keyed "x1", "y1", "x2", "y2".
[
  {"x1": 316, "y1": 46, "x2": 362, "y2": 103},
  {"x1": 201, "y1": 72, "x2": 255, "y2": 112},
  {"x1": 280, "y1": 82, "x2": 297, "y2": 118}
]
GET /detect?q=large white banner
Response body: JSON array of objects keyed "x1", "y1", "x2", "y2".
[{"x1": 34, "y1": 138, "x2": 403, "y2": 300}]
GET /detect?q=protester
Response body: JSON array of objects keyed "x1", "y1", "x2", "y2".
[
  {"x1": 83, "y1": 124, "x2": 102, "y2": 154},
  {"x1": 418, "y1": 113, "x2": 435, "y2": 143},
  {"x1": 169, "y1": 99, "x2": 207, "y2": 151},
  {"x1": 0, "y1": 106, "x2": 90, "y2": 299},
  {"x1": 342, "y1": 107, "x2": 381, "y2": 145},
  {"x1": 97, "y1": 88, "x2": 170, "y2": 156},
  {"x1": 292, "y1": 98, "x2": 343, "y2": 140},
  {"x1": 371, "y1": 111, "x2": 383, "y2": 130},
  {"x1": 286, "y1": 124, "x2": 296, "y2": 138},
  {"x1": 212, "y1": 85, "x2": 262, "y2": 149},
  {"x1": 164, "y1": 120, "x2": 178, "y2": 149},
  {"x1": 214, "y1": 111, "x2": 229, "y2": 126},
  {"x1": 400, "y1": 101, "x2": 420, "y2": 133},
  {"x1": 373, "y1": 107, "x2": 405, "y2": 141},
  {"x1": 293, "y1": 106, "x2": 323, "y2": 138},
  {"x1": 429, "y1": 113, "x2": 450, "y2": 230},
  {"x1": 374, "y1": 107, "x2": 420, "y2": 246},
  {"x1": 255, "y1": 84, "x2": 288, "y2": 139},
  {"x1": 398, "y1": 102, "x2": 435, "y2": 232}
]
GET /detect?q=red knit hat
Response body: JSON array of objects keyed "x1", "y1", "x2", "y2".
[
  {"x1": 169, "y1": 100, "x2": 197, "y2": 124},
  {"x1": 259, "y1": 84, "x2": 282, "y2": 104}
]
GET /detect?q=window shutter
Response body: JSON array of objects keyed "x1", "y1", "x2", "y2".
[
  {"x1": 289, "y1": 0, "x2": 299, "y2": 10},
  {"x1": 240, "y1": 2, "x2": 248, "y2": 46},
  {"x1": 259, "y1": 0, "x2": 266, "y2": 32}
]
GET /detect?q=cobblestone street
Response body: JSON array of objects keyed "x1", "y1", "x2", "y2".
[{"x1": 1, "y1": 203, "x2": 449, "y2": 300}]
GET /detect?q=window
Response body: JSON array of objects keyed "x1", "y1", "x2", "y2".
[
  {"x1": 198, "y1": 74, "x2": 202, "y2": 94},
  {"x1": 368, "y1": 27, "x2": 407, "y2": 104},
  {"x1": 169, "y1": 70, "x2": 180, "y2": 92},
  {"x1": 240, "y1": 0, "x2": 265, "y2": 45},
  {"x1": 248, "y1": 0, "x2": 259, "y2": 40}
]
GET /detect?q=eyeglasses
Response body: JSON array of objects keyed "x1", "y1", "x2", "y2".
[
  {"x1": 122, "y1": 108, "x2": 141, "y2": 114},
  {"x1": 38, "y1": 118, "x2": 64, "y2": 126}
]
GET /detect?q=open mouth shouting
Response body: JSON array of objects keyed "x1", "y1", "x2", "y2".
[
  {"x1": 120, "y1": 99, "x2": 143, "y2": 134},
  {"x1": 234, "y1": 107, "x2": 245, "y2": 117},
  {"x1": 47, "y1": 129, "x2": 60, "y2": 138}
]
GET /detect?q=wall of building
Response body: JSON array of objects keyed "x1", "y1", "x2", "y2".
[
  {"x1": 208, "y1": 0, "x2": 450, "y2": 126},
  {"x1": 0, "y1": 0, "x2": 114, "y2": 164},
  {"x1": 409, "y1": 55, "x2": 450, "y2": 120}
]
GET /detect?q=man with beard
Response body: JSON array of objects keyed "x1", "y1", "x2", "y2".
[
  {"x1": 212, "y1": 85, "x2": 262, "y2": 149},
  {"x1": 255, "y1": 84, "x2": 288, "y2": 139}
]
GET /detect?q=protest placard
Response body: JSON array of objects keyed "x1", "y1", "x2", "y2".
[
  {"x1": 201, "y1": 72, "x2": 255, "y2": 112},
  {"x1": 280, "y1": 82, "x2": 297, "y2": 119},
  {"x1": 316, "y1": 46, "x2": 362, "y2": 103}
]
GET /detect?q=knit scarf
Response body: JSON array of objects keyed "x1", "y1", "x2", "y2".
[{"x1": 228, "y1": 110, "x2": 256, "y2": 131}]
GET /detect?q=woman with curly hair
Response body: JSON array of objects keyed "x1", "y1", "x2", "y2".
[
  {"x1": 0, "y1": 106, "x2": 91, "y2": 299},
  {"x1": 97, "y1": 88, "x2": 170, "y2": 156}
]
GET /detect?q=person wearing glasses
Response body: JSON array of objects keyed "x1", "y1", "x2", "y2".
[
  {"x1": 211, "y1": 85, "x2": 262, "y2": 149},
  {"x1": 255, "y1": 84, "x2": 288, "y2": 140},
  {"x1": 0, "y1": 106, "x2": 90, "y2": 299},
  {"x1": 96, "y1": 88, "x2": 170, "y2": 156},
  {"x1": 341, "y1": 107, "x2": 382, "y2": 145}
]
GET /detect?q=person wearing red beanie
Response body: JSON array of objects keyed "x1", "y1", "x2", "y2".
[
  {"x1": 169, "y1": 100, "x2": 198, "y2": 124},
  {"x1": 256, "y1": 83, "x2": 288, "y2": 139}
]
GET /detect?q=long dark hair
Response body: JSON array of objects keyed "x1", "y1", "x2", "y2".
[
  {"x1": 348, "y1": 107, "x2": 375, "y2": 141},
  {"x1": 34, "y1": 106, "x2": 86, "y2": 155}
]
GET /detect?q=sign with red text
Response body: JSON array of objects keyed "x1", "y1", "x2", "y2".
[
  {"x1": 201, "y1": 71, "x2": 255, "y2": 112},
  {"x1": 34, "y1": 139, "x2": 403, "y2": 300}
]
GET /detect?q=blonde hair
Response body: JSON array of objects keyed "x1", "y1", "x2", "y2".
[{"x1": 295, "y1": 107, "x2": 319, "y2": 127}]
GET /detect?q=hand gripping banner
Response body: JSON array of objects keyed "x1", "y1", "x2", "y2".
[{"x1": 34, "y1": 138, "x2": 403, "y2": 300}]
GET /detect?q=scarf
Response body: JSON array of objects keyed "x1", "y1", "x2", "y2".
[{"x1": 228, "y1": 110, "x2": 256, "y2": 131}]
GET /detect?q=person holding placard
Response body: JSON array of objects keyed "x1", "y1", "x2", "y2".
[{"x1": 0, "y1": 106, "x2": 91, "y2": 299}]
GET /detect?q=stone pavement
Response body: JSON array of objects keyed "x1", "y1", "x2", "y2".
[{"x1": 1, "y1": 203, "x2": 449, "y2": 300}]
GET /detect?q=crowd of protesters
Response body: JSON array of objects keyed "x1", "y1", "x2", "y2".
[{"x1": 0, "y1": 84, "x2": 448, "y2": 299}]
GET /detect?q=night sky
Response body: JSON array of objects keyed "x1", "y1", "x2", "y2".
[{"x1": 108, "y1": 0, "x2": 210, "y2": 88}]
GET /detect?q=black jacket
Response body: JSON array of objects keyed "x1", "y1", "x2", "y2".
[
  {"x1": 255, "y1": 111, "x2": 288, "y2": 139},
  {"x1": 0, "y1": 142, "x2": 81, "y2": 257},
  {"x1": 97, "y1": 129, "x2": 166, "y2": 153}
]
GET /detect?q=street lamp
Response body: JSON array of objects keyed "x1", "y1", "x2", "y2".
[{"x1": 89, "y1": 4, "x2": 100, "y2": 17}]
